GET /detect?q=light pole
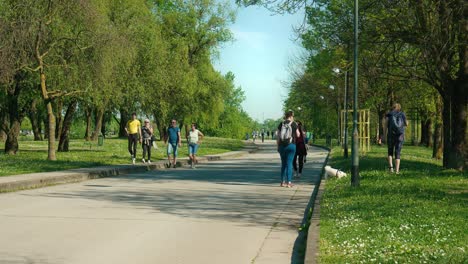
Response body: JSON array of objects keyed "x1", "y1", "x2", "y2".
[
  {"x1": 351, "y1": 0, "x2": 360, "y2": 186},
  {"x1": 329, "y1": 84, "x2": 340, "y2": 146},
  {"x1": 333, "y1": 68, "x2": 349, "y2": 158},
  {"x1": 320, "y1": 95, "x2": 331, "y2": 147}
]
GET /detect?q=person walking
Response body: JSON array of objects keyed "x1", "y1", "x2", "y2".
[
  {"x1": 385, "y1": 103, "x2": 408, "y2": 174},
  {"x1": 141, "y1": 119, "x2": 154, "y2": 164},
  {"x1": 293, "y1": 121, "x2": 307, "y2": 178},
  {"x1": 125, "y1": 112, "x2": 142, "y2": 165},
  {"x1": 165, "y1": 119, "x2": 182, "y2": 168},
  {"x1": 277, "y1": 111, "x2": 301, "y2": 188},
  {"x1": 261, "y1": 129, "x2": 265, "y2": 143},
  {"x1": 187, "y1": 123, "x2": 204, "y2": 169}
]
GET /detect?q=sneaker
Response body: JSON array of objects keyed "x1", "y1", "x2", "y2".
[
  {"x1": 132, "y1": 158, "x2": 136, "y2": 165},
  {"x1": 142, "y1": 159, "x2": 146, "y2": 164},
  {"x1": 389, "y1": 167, "x2": 394, "y2": 173},
  {"x1": 298, "y1": 173, "x2": 302, "y2": 178},
  {"x1": 173, "y1": 164, "x2": 176, "y2": 168},
  {"x1": 148, "y1": 160, "x2": 151, "y2": 164}
]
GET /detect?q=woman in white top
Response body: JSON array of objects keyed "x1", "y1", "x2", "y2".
[{"x1": 187, "y1": 123, "x2": 204, "y2": 168}]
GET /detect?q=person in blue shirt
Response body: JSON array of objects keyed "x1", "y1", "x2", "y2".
[{"x1": 165, "y1": 119, "x2": 182, "y2": 168}]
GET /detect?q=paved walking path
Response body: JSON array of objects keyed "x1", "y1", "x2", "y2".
[{"x1": 0, "y1": 142, "x2": 328, "y2": 264}]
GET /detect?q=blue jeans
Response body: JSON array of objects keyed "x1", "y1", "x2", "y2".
[
  {"x1": 167, "y1": 143, "x2": 178, "y2": 157},
  {"x1": 279, "y1": 143, "x2": 296, "y2": 183},
  {"x1": 188, "y1": 143, "x2": 199, "y2": 155}
]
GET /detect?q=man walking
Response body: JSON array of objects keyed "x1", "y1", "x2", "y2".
[
  {"x1": 386, "y1": 103, "x2": 408, "y2": 174},
  {"x1": 125, "y1": 112, "x2": 142, "y2": 165},
  {"x1": 165, "y1": 119, "x2": 182, "y2": 168}
]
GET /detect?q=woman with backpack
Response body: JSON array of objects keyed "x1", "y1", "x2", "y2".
[
  {"x1": 141, "y1": 119, "x2": 154, "y2": 164},
  {"x1": 277, "y1": 110, "x2": 301, "y2": 188},
  {"x1": 293, "y1": 121, "x2": 307, "y2": 178},
  {"x1": 386, "y1": 103, "x2": 408, "y2": 174}
]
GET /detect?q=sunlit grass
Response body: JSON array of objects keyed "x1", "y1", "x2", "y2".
[
  {"x1": 0, "y1": 137, "x2": 244, "y2": 177},
  {"x1": 320, "y1": 145, "x2": 468, "y2": 263}
]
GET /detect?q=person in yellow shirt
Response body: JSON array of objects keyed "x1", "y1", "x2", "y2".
[{"x1": 125, "y1": 112, "x2": 142, "y2": 165}]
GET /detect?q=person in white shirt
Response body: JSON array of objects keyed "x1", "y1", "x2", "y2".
[{"x1": 187, "y1": 123, "x2": 204, "y2": 168}]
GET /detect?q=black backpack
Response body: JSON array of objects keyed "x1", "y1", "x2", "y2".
[{"x1": 389, "y1": 112, "x2": 405, "y2": 135}]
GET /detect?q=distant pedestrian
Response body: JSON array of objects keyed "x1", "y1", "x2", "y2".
[
  {"x1": 277, "y1": 110, "x2": 300, "y2": 188},
  {"x1": 187, "y1": 123, "x2": 204, "y2": 169},
  {"x1": 252, "y1": 130, "x2": 257, "y2": 142},
  {"x1": 267, "y1": 131, "x2": 270, "y2": 138},
  {"x1": 125, "y1": 112, "x2": 142, "y2": 165},
  {"x1": 261, "y1": 129, "x2": 265, "y2": 143},
  {"x1": 293, "y1": 121, "x2": 307, "y2": 178},
  {"x1": 165, "y1": 119, "x2": 182, "y2": 168},
  {"x1": 271, "y1": 130, "x2": 275, "y2": 140},
  {"x1": 385, "y1": 103, "x2": 408, "y2": 174},
  {"x1": 141, "y1": 119, "x2": 154, "y2": 164}
]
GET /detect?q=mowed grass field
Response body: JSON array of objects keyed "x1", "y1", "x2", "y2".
[
  {"x1": 0, "y1": 137, "x2": 244, "y2": 177},
  {"x1": 320, "y1": 145, "x2": 467, "y2": 263}
]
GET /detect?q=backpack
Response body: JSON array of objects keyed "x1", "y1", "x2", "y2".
[
  {"x1": 389, "y1": 111, "x2": 405, "y2": 135},
  {"x1": 279, "y1": 121, "x2": 293, "y2": 144}
]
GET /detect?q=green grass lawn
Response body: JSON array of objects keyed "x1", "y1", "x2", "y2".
[
  {"x1": 0, "y1": 137, "x2": 244, "y2": 177},
  {"x1": 320, "y1": 145, "x2": 467, "y2": 263}
]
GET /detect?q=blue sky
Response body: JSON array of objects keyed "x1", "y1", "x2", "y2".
[{"x1": 214, "y1": 4, "x2": 306, "y2": 122}]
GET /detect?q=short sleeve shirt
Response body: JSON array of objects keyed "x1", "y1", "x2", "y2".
[
  {"x1": 126, "y1": 120, "x2": 141, "y2": 134},
  {"x1": 277, "y1": 120, "x2": 298, "y2": 143},
  {"x1": 167, "y1": 126, "x2": 180, "y2": 144},
  {"x1": 188, "y1": 129, "x2": 200, "y2": 144}
]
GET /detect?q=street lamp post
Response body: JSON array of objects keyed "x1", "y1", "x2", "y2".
[
  {"x1": 343, "y1": 70, "x2": 349, "y2": 158},
  {"x1": 329, "y1": 84, "x2": 340, "y2": 146},
  {"x1": 332, "y1": 68, "x2": 349, "y2": 158},
  {"x1": 351, "y1": 0, "x2": 360, "y2": 187}
]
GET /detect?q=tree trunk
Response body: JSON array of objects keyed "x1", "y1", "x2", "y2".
[
  {"x1": 43, "y1": 116, "x2": 49, "y2": 139},
  {"x1": 420, "y1": 118, "x2": 432, "y2": 147},
  {"x1": 4, "y1": 73, "x2": 25, "y2": 154},
  {"x1": 155, "y1": 115, "x2": 165, "y2": 141},
  {"x1": 5, "y1": 120, "x2": 20, "y2": 155},
  {"x1": 441, "y1": 83, "x2": 467, "y2": 171},
  {"x1": 101, "y1": 111, "x2": 111, "y2": 138},
  {"x1": 119, "y1": 109, "x2": 129, "y2": 138},
  {"x1": 58, "y1": 100, "x2": 78, "y2": 152},
  {"x1": 432, "y1": 96, "x2": 443, "y2": 159},
  {"x1": 29, "y1": 98, "x2": 43, "y2": 141},
  {"x1": 0, "y1": 111, "x2": 8, "y2": 142},
  {"x1": 0, "y1": 129, "x2": 5, "y2": 142},
  {"x1": 55, "y1": 98, "x2": 63, "y2": 140},
  {"x1": 84, "y1": 107, "x2": 92, "y2": 141},
  {"x1": 39, "y1": 70, "x2": 56, "y2": 161},
  {"x1": 377, "y1": 109, "x2": 386, "y2": 144},
  {"x1": 91, "y1": 108, "x2": 104, "y2": 141},
  {"x1": 446, "y1": 81, "x2": 467, "y2": 170}
]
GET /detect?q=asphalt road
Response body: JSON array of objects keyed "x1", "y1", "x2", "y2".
[{"x1": 0, "y1": 143, "x2": 327, "y2": 264}]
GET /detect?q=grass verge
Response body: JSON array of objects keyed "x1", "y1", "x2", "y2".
[
  {"x1": 320, "y1": 145, "x2": 467, "y2": 263},
  {"x1": 0, "y1": 137, "x2": 244, "y2": 177}
]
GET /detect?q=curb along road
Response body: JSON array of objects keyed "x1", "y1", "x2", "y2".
[
  {"x1": 0, "y1": 146, "x2": 257, "y2": 193},
  {"x1": 304, "y1": 144, "x2": 330, "y2": 264}
]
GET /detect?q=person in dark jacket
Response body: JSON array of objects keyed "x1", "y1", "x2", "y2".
[
  {"x1": 385, "y1": 103, "x2": 408, "y2": 174},
  {"x1": 293, "y1": 121, "x2": 307, "y2": 178}
]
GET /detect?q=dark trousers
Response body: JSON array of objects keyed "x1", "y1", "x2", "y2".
[
  {"x1": 142, "y1": 140, "x2": 151, "y2": 160},
  {"x1": 128, "y1": 133, "x2": 138, "y2": 158},
  {"x1": 293, "y1": 154, "x2": 305, "y2": 173}
]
